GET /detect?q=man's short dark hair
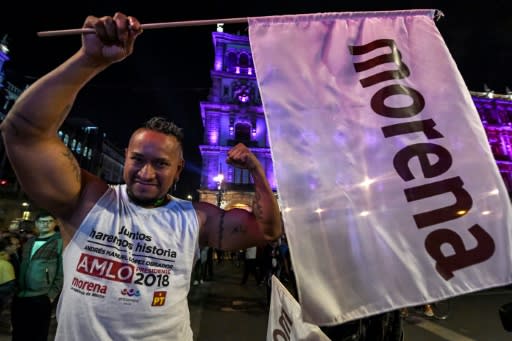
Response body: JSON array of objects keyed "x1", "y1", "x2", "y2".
[
  {"x1": 143, "y1": 117, "x2": 184, "y2": 143},
  {"x1": 35, "y1": 211, "x2": 55, "y2": 221}
]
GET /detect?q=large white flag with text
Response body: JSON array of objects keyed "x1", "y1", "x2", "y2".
[{"x1": 249, "y1": 10, "x2": 512, "y2": 325}]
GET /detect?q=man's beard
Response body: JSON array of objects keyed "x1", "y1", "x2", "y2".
[{"x1": 126, "y1": 188, "x2": 165, "y2": 207}]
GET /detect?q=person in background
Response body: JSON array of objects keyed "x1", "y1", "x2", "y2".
[
  {"x1": 205, "y1": 245, "x2": 215, "y2": 281},
  {"x1": 261, "y1": 240, "x2": 282, "y2": 306},
  {"x1": 240, "y1": 246, "x2": 260, "y2": 286},
  {"x1": 235, "y1": 249, "x2": 245, "y2": 268},
  {"x1": 1, "y1": 232, "x2": 22, "y2": 279},
  {"x1": 10, "y1": 211, "x2": 63, "y2": 341},
  {"x1": 0, "y1": 237, "x2": 16, "y2": 315},
  {"x1": 278, "y1": 234, "x2": 291, "y2": 282},
  {"x1": 0, "y1": 12, "x2": 282, "y2": 341},
  {"x1": 16, "y1": 220, "x2": 37, "y2": 247},
  {"x1": 192, "y1": 246, "x2": 209, "y2": 285},
  {"x1": 7, "y1": 220, "x2": 20, "y2": 234},
  {"x1": 400, "y1": 304, "x2": 434, "y2": 318},
  {"x1": 215, "y1": 248, "x2": 225, "y2": 264}
]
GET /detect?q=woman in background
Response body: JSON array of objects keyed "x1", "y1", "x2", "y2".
[{"x1": 0, "y1": 237, "x2": 16, "y2": 315}]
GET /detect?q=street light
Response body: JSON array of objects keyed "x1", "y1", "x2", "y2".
[
  {"x1": 21, "y1": 201, "x2": 30, "y2": 220},
  {"x1": 213, "y1": 173, "x2": 224, "y2": 207}
]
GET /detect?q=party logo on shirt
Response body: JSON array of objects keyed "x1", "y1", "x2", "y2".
[
  {"x1": 118, "y1": 287, "x2": 141, "y2": 304},
  {"x1": 121, "y1": 288, "x2": 141, "y2": 297},
  {"x1": 152, "y1": 291, "x2": 167, "y2": 306}
]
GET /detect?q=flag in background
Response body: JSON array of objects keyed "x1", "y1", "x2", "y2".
[
  {"x1": 249, "y1": 9, "x2": 512, "y2": 326},
  {"x1": 267, "y1": 275, "x2": 330, "y2": 341}
]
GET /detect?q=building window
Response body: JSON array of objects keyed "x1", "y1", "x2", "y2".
[
  {"x1": 235, "y1": 123, "x2": 251, "y2": 142},
  {"x1": 233, "y1": 168, "x2": 251, "y2": 184},
  {"x1": 227, "y1": 52, "x2": 237, "y2": 69},
  {"x1": 239, "y1": 53, "x2": 249, "y2": 67}
]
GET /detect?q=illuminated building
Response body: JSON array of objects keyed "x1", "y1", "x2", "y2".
[{"x1": 197, "y1": 31, "x2": 276, "y2": 210}]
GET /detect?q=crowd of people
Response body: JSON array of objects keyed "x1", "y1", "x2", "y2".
[
  {"x1": 0, "y1": 211, "x2": 64, "y2": 340},
  {"x1": 191, "y1": 234, "x2": 296, "y2": 303}
]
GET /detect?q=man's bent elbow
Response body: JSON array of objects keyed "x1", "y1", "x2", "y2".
[
  {"x1": 0, "y1": 116, "x2": 24, "y2": 143},
  {"x1": 0, "y1": 120, "x2": 9, "y2": 138},
  {"x1": 263, "y1": 222, "x2": 283, "y2": 241}
]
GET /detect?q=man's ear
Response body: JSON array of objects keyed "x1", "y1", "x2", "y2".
[{"x1": 176, "y1": 159, "x2": 185, "y2": 179}]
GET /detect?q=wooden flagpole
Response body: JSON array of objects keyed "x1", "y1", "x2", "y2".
[{"x1": 37, "y1": 17, "x2": 248, "y2": 37}]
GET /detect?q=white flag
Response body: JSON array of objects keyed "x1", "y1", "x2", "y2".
[
  {"x1": 267, "y1": 275, "x2": 330, "y2": 341},
  {"x1": 249, "y1": 10, "x2": 512, "y2": 325}
]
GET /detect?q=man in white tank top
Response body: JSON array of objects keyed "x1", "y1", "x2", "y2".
[{"x1": 0, "y1": 12, "x2": 282, "y2": 341}]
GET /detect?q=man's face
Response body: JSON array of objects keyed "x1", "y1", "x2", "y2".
[
  {"x1": 35, "y1": 216, "x2": 57, "y2": 235},
  {"x1": 8, "y1": 222, "x2": 18, "y2": 233},
  {"x1": 124, "y1": 129, "x2": 184, "y2": 206},
  {"x1": 6, "y1": 237, "x2": 19, "y2": 255}
]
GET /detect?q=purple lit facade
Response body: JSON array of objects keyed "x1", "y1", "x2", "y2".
[
  {"x1": 198, "y1": 32, "x2": 275, "y2": 209},
  {"x1": 472, "y1": 92, "x2": 512, "y2": 193},
  {"x1": 196, "y1": 31, "x2": 512, "y2": 207}
]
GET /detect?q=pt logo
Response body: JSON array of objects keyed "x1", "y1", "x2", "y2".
[{"x1": 152, "y1": 291, "x2": 167, "y2": 306}]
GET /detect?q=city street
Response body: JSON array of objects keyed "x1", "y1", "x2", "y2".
[
  {"x1": 189, "y1": 262, "x2": 512, "y2": 340},
  {"x1": 0, "y1": 260, "x2": 511, "y2": 340},
  {"x1": 402, "y1": 286, "x2": 512, "y2": 341}
]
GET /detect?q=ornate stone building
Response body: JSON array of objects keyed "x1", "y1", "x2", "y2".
[
  {"x1": 471, "y1": 91, "x2": 512, "y2": 192},
  {"x1": 196, "y1": 30, "x2": 512, "y2": 207},
  {"x1": 197, "y1": 31, "x2": 276, "y2": 210}
]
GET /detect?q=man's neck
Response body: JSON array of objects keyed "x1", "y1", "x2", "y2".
[
  {"x1": 127, "y1": 191, "x2": 171, "y2": 208},
  {"x1": 38, "y1": 231, "x2": 56, "y2": 239}
]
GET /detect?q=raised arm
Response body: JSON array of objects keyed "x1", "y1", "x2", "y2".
[
  {"x1": 0, "y1": 13, "x2": 142, "y2": 219},
  {"x1": 196, "y1": 143, "x2": 283, "y2": 251}
]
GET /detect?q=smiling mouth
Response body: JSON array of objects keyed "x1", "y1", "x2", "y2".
[{"x1": 134, "y1": 181, "x2": 157, "y2": 186}]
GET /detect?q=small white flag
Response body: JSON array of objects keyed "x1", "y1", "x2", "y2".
[{"x1": 267, "y1": 275, "x2": 330, "y2": 341}]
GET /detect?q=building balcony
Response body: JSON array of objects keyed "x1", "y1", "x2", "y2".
[{"x1": 227, "y1": 139, "x2": 258, "y2": 147}]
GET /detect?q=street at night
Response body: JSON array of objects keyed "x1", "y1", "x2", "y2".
[
  {"x1": 1, "y1": 2, "x2": 512, "y2": 341},
  {"x1": 0, "y1": 260, "x2": 509, "y2": 340}
]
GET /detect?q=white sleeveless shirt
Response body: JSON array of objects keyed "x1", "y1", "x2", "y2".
[{"x1": 55, "y1": 185, "x2": 200, "y2": 340}]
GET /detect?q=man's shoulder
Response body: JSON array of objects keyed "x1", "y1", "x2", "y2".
[
  {"x1": 191, "y1": 200, "x2": 215, "y2": 210},
  {"x1": 188, "y1": 201, "x2": 221, "y2": 231}
]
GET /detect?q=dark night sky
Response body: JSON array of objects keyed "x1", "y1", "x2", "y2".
[{"x1": 1, "y1": 0, "x2": 511, "y2": 195}]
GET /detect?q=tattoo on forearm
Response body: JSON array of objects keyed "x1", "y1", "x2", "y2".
[
  {"x1": 218, "y1": 211, "x2": 226, "y2": 249},
  {"x1": 231, "y1": 224, "x2": 247, "y2": 235},
  {"x1": 62, "y1": 149, "x2": 80, "y2": 182},
  {"x1": 252, "y1": 191, "x2": 263, "y2": 220}
]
